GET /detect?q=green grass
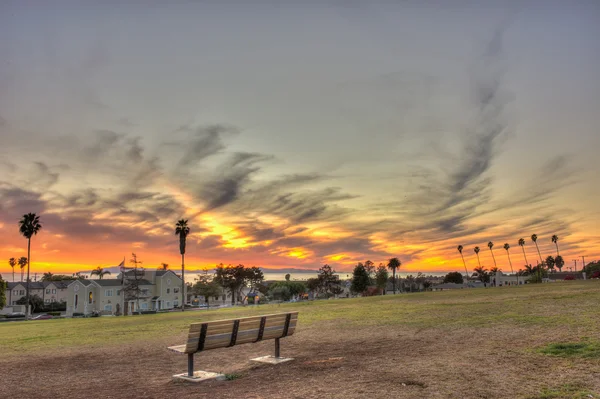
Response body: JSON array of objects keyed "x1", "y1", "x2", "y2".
[
  {"x1": 532, "y1": 383, "x2": 595, "y2": 399},
  {"x1": 539, "y1": 341, "x2": 600, "y2": 358},
  {"x1": 1, "y1": 280, "x2": 599, "y2": 356}
]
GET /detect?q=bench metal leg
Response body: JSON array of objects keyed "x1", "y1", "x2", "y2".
[
  {"x1": 188, "y1": 353, "x2": 194, "y2": 377},
  {"x1": 275, "y1": 338, "x2": 280, "y2": 358}
]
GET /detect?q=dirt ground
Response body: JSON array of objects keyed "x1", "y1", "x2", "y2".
[{"x1": 2, "y1": 320, "x2": 599, "y2": 399}]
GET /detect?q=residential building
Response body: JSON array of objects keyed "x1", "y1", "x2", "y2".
[
  {"x1": 6, "y1": 281, "x2": 71, "y2": 306},
  {"x1": 65, "y1": 269, "x2": 184, "y2": 316}
]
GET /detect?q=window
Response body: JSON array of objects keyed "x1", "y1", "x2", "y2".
[
  {"x1": 104, "y1": 304, "x2": 112, "y2": 312},
  {"x1": 13, "y1": 290, "x2": 18, "y2": 295},
  {"x1": 105, "y1": 289, "x2": 113, "y2": 297},
  {"x1": 51, "y1": 298, "x2": 56, "y2": 303},
  {"x1": 214, "y1": 296, "x2": 219, "y2": 301},
  {"x1": 88, "y1": 292, "x2": 93, "y2": 304},
  {"x1": 20, "y1": 290, "x2": 25, "y2": 295},
  {"x1": 166, "y1": 288, "x2": 170, "y2": 294},
  {"x1": 173, "y1": 300, "x2": 179, "y2": 307},
  {"x1": 142, "y1": 289, "x2": 149, "y2": 295},
  {"x1": 141, "y1": 303, "x2": 148, "y2": 310},
  {"x1": 174, "y1": 287, "x2": 180, "y2": 293},
  {"x1": 52, "y1": 289, "x2": 56, "y2": 294},
  {"x1": 74, "y1": 294, "x2": 78, "y2": 308},
  {"x1": 46, "y1": 289, "x2": 51, "y2": 294},
  {"x1": 166, "y1": 301, "x2": 171, "y2": 308},
  {"x1": 116, "y1": 290, "x2": 121, "y2": 296}
]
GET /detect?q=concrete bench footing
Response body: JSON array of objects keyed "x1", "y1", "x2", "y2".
[
  {"x1": 173, "y1": 371, "x2": 224, "y2": 382},
  {"x1": 251, "y1": 355, "x2": 294, "y2": 364}
]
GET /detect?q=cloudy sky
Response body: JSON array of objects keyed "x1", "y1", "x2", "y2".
[{"x1": 1, "y1": 1, "x2": 599, "y2": 276}]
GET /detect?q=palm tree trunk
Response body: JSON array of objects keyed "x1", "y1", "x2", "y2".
[
  {"x1": 181, "y1": 253, "x2": 185, "y2": 312},
  {"x1": 26, "y1": 238, "x2": 31, "y2": 318},
  {"x1": 460, "y1": 253, "x2": 468, "y2": 283},
  {"x1": 12, "y1": 267, "x2": 14, "y2": 284},
  {"x1": 490, "y1": 250, "x2": 497, "y2": 268},
  {"x1": 392, "y1": 269, "x2": 396, "y2": 294},
  {"x1": 555, "y1": 242, "x2": 560, "y2": 257},
  {"x1": 507, "y1": 252, "x2": 517, "y2": 285},
  {"x1": 534, "y1": 243, "x2": 542, "y2": 264},
  {"x1": 521, "y1": 247, "x2": 528, "y2": 268}
]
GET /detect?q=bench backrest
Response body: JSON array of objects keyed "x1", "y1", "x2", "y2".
[{"x1": 184, "y1": 312, "x2": 299, "y2": 354}]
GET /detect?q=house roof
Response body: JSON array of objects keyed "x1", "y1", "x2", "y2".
[
  {"x1": 92, "y1": 278, "x2": 154, "y2": 286},
  {"x1": 7, "y1": 282, "x2": 45, "y2": 290}
]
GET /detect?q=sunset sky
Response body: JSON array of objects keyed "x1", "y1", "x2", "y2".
[{"x1": 1, "y1": 1, "x2": 599, "y2": 277}]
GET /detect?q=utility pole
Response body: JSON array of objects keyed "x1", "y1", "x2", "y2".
[
  {"x1": 573, "y1": 259, "x2": 577, "y2": 272},
  {"x1": 581, "y1": 256, "x2": 586, "y2": 272}
]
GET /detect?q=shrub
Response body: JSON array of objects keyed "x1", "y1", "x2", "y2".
[
  {"x1": 443, "y1": 272, "x2": 464, "y2": 284},
  {"x1": 591, "y1": 271, "x2": 600, "y2": 279},
  {"x1": 564, "y1": 275, "x2": 575, "y2": 281}
]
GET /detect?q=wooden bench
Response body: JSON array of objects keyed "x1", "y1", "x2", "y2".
[{"x1": 168, "y1": 311, "x2": 299, "y2": 381}]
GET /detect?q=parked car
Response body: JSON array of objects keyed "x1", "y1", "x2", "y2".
[
  {"x1": 6, "y1": 312, "x2": 26, "y2": 318},
  {"x1": 32, "y1": 314, "x2": 54, "y2": 320}
]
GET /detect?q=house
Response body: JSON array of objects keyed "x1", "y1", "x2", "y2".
[
  {"x1": 65, "y1": 269, "x2": 184, "y2": 316},
  {"x1": 5, "y1": 281, "x2": 70, "y2": 306}
]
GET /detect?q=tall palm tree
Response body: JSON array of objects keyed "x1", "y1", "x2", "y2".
[
  {"x1": 531, "y1": 234, "x2": 543, "y2": 265},
  {"x1": 555, "y1": 255, "x2": 565, "y2": 272},
  {"x1": 175, "y1": 219, "x2": 190, "y2": 311},
  {"x1": 474, "y1": 246, "x2": 482, "y2": 269},
  {"x1": 545, "y1": 256, "x2": 555, "y2": 272},
  {"x1": 18, "y1": 213, "x2": 42, "y2": 317},
  {"x1": 18, "y1": 257, "x2": 27, "y2": 281},
  {"x1": 387, "y1": 257, "x2": 401, "y2": 294},
  {"x1": 160, "y1": 263, "x2": 169, "y2": 271},
  {"x1": 8, "y1": 258, "x2": 17, "y2": 283},
  {"x1": 457, "y1": 245, "x2": 469, "y2": 283},
  {"x1": 551, "y1": 235, "x2": 560, "y2": 257},
  {"x1": 91, "y1": 267, "x2": 111, "y2": 279},
  {"x1": 504, "y1": 243, "x2": 517, "y2": 285},
  {"x1": 487, "y1": 241, "x2": 497, "y2": 269},
  {"x1": 518, "y1": 238, "x2": 529, "y2": 269}
]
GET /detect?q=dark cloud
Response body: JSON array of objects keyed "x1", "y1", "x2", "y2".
[
  {"x1": 0, "y1": 185, "x2": 47, "y2": 220},
  {"x1": 174, "y1": 125, "x2": 238, "y2": 168}
]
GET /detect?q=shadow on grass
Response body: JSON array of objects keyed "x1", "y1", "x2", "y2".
[
  {"x1": 538, "y1": 341, "x2": 600, "y2": 358},
  {"x1": 530, "y1": 383, "x2": 596, "y2": 399}
]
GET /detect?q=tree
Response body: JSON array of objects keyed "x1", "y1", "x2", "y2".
[
  {"x1": 545, "y1": 256, "x2": 555, "y2": 271},
  {"x1": 316, "y1": 264, "x2": 342, "y2": 296},
  {"x1": 489, "y1": 267, "x2": 500, "y2": 274},
  {"x1": 175, "y1": 219, "x2": 190, "y2": 311},
  {"x1": 160, "y1": 263, "x2": 169, "y2": 270},
  {"x1": 91, "y1": 267, "x2": 111, "y2": 279},
  {"x1": 551, "y1": 234, "x2": 560, "y2": 256},
  {"x1": 531, "y1": 234, "x2": 543, "y2": 264},
  {"x1": 122, "y1": 253, "x2": 147, "y2": 312},
  {"x1": 41, "y1": 272, "x2": 54, "y2": 282},
  {"x1": 488, "y1": 241, "x2": 497, "y2": 269},
  {"x1": 443, "y1": 272, "x2": 464, "y2": 284},
  {"x1": 285, "y1": 273, "x2": 291, "y2": 281},
  {"x1": 19, "y1": 212, "x2": 42, "y2": 317},
  {"x1": 504, "y1": 243, "x2": 517, "y2": 285},
  {"x1": 306, "y1": 278, "x2": 320, "y2": 293},
  {"x1": 363, "y1": 260, "x2": 375, "y2": 278},
  {"x1": 555, "y1": 255, "x2": 565, "y2": 272},
  {"x1": 18, "y1": 257, "x2": 27, "y2": 282},
  {"x1": 474, "y1": 247, "x2": 482, "y2": 268},
  {"x1": 351, "y1": 263, "x2": 370, "y2": 295},
  {"x1": 246, "y1": 266, "x2": 265, "y2": 295},
  {"x1": 518, "y1": 238, "x2": 529, "y2": 269},
  {"x1": 269, "y1": 281, "x2": 306, "y2": 299},
  {"x1": 473, "y1": 266, "x2": 489, "y2": 283},
  {"x1": 213, "y1": 264, "x2": 251, "y2": 305},
  {"x1": 8, "y1": 258, "x2": 16, "y2": 284},
  {"x1": 457, "y1": 246, "x2": 469, "y2": 283},
  {"x1": 387, "y1": 257, "x2": 401, "y2": 294},
  {"x1": 16, "y1": 294, "x2": 44, "y2": 313},
  {"x1": 375, "y1": 265, "x2": 389, "y2": 294},
  {"x1": 192, "y1": 275, "x2": 221, "y2": 309},
  {"x1": 0, "y1": 274, "x2": 6, "y2": 310}
]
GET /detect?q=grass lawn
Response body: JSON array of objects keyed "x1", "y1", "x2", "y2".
[{"x1": 1, "y1": 280, "x2": 599, "y2": 398}]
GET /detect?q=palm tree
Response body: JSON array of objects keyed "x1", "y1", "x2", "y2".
[
  {"x1": 8, "y1": 258, "x2": 16, "y2": 283},
  {"x1": 18, "y1": 257, "x2": 27, "y2": 281},
  {"x1": 387, "y1": 258, "x2": 401, "y2": 294},
  {"x1": 41, "y1": 272, "x2": 54, "y2": 281},
  {"x1": 457, "y1": 245, "x2": 469, "y2": 283},
  {"x1": 551, "y1": 235, "x2": 560, "y2": 257},
  {"x1": 504, "y1": 243, "x2": 517, "y2": 285},
  {"x1": 474, "y1": 247, "x2": 482, "y2": 268},
  {"x1": 518, "y1": 238, "x2": 529, "y2": 269},
  {"x1": 160, "y1": 263, "x2": 169, "y2": 271},
  {"x1": 487, "y1": 241, "x2": 497, "y2": 269},
  {"x1": 531, "y1": 234, "x2": 543, "y2": 265},
  {"x1": 91, "y1": 267, "x2": 111, "y2": 279},
  {"x1": 473, "y1": 266, "x2": 488, "y2": 283},
  {"x1": 545, "y1": 256, "x2": 555, "y2": 272},
  {"x1": 18, "y1": 213, "x2": 42, "y2": 317},
  {"x1": 489, "y1": 266, "x2": 500, "y2": 274},
  {"x1": 175, "y1": 219, "x2": 190, "y2": 311},
  {"x1": 555, "y1": 255, "x2": 565, "y2": 272}
]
